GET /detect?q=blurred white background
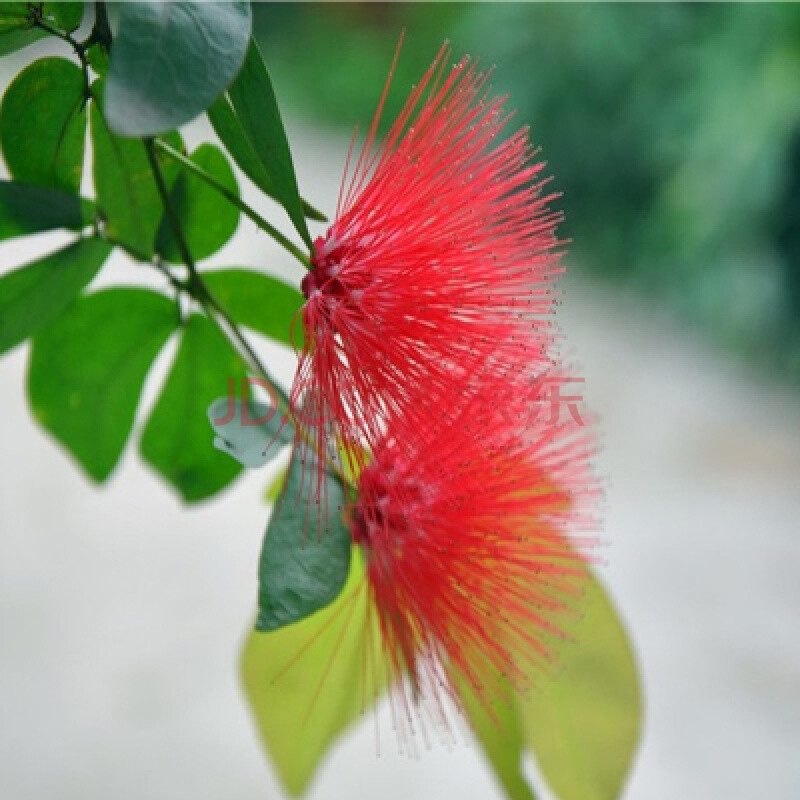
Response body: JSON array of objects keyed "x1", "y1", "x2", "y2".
[{"x1": 2, "y1": 37, "x2": 800, "y2": 800}]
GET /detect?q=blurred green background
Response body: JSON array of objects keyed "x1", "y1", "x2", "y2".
[{"x1": 255, "y1": 2, "x2": 800, "y2": 382}]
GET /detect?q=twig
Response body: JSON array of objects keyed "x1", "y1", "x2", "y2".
[
  {"x1": 154, "y1": 137, "x2": 311, "y2": 270},
  {"x1": 144, "y1": 138, "x2": 290, "y2": 411}
]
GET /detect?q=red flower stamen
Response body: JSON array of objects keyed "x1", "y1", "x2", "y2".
[
  {"x1": 291, "y1": 41, "x2": 565, "y2": 486},
  {"x1": 346, "y1": 369, "x2": 598, "y2": 736}
]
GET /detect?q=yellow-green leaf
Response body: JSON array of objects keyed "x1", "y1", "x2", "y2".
[
  {"x1": 241, "y1": 548, "x2": 387, "y2": 797},
  {"x1": 263, "y1": 466, "x2": 288, "y2": 504},
  {"x1": 458, "y1": 674, "x2": 539, "y2": 800},
  {"x1": 519, "y1": 570, "x2": 642, "y2": 800}
]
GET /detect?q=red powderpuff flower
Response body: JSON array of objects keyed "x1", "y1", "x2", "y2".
[
  {"x1": 292, "y1": 40, "x2": 564, "y2": 480},
  {"x1": 345, "y1": 368, "x2": 598, "y2": 738}
]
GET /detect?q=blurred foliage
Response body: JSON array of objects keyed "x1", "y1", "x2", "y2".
[{"x1": 255, "y1": 2, "x2": 800, "y2": 380}]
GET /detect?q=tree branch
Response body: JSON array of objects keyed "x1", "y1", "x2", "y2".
[
  {"x1": 144, "y1": 138, "x2": 290, "y2": 411},
  {"x1": 154, "y1": 137, "x2": 311, "y2": 270}
]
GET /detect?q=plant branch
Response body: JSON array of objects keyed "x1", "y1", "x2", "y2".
[
  {"x1": 85, "y1": 2, "x2": 112, "y2": 51},
  {"x1": 145, "y1": 142, "x2": 348, "y2": 482},
  {"x1": 144, "y1": 138, "x2": 290, "y2": 411},
  {"x1": 153, "y1": 137, "x2": 311, "y2": 270}
]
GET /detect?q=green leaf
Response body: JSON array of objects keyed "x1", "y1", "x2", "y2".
[
  {"x1": 0, "y1": 237, "x2": 109, "y2": 354},
  {"x1": 264, "y1": 465, "x2": 288, "y2": 504},
  {"x1": 519, "y1": 570, "x2": 642, "y2": 800},
  {"x1": 208, "y1": 94, "x2": 325, "y2": 223},
  {"x1": 140, "y1": 314, "x2": 248, "y2": 503},
  {"x1": 86, "y1": 42, "x2": 109, "y2": 76},
  {"x1": 104, "y1": 0, "x2": 251, "y2": 136},
  {"x1": 208, "y1": 396, "x2": 293, "y2": 469},
  {"x1": 304, "y1": 201, "x2": 326, "y2": 224},
  {"x1": 43, "y1": 2, "x2": 83, "y2": 33},
  {"x1": 90, "y1": 84, "x2": 182, "y2": 257},
  {"x1": 0, "y1": 180, "x2": 93, "y2": 240},
  {"x1": 0, "y1": 3, "x2": 34, "y2": 31},
  {"x1": 457, "y1": 568, "x2": 641, "y2": 800},
  {"x1": 242, "y1": 548, "x2": 387, "y2": 797},
  {"x1": 0, "y1": 57, "x2": 86, "y2": 193},
  {"x1": 256, "y1": 446, "x2": 351, "y2": 632},
  {"x1": 156, "y1": 143, "x2": 240, "y2": 263},
  {"x1": 85, "y1": 1, "x2": 110, "y2": 75},
  {"x1": 0, "y1": 4, "x2": 44, "y2": 55},
  {"x1": 226, "y1": 38, "x2": 312, "y2": 247},
  {"x1": 458, "y1": 676, "x2": 538, "y2": 800},
  {"x1": 0, "y1": 25, "x2": 44, "y2": 55},
  {"x1": 202, "y1": 268, "x2": 304, "y2": 348},
  {"x1": 27, "y1": 288, "x2": 177, "y2": 481}
]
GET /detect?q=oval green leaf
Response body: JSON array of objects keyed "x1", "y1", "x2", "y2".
[
  {"x1": 86, "y1": 41, "x2": 109, "y2": 76},
  {"x1": 242, "y1": 548, "x2": 387, "y2": 797},
  {"x1": 90, "y1": 84, "x2": 182, "y2": 258},
  {"x1": 0, "y1": 26, "x2": 45, "y2": 55},
  {"x1": 27, "y1": 288, "x2": 178, "y2": 481},
  {"x1": 0, "y1": 237, "x2": 109, "y2": 354},
  {"x1": 256, "y1": 446, "x2": 351, "y2": 632},
  {"x1": 44, "y1": 2, "x2": 83, "y2": 33},
  {"x1": 0, "y1": 3, "x2": 34, "y2": 31},
  {"x1": 0, "y1": 181, "x2": 93, "y2": 241},
  {"x1": 1, "y1": 57, "x2": 86, "y2": 193},
  {"x1": 208, "y1": 94, "x2": 325, "y2": 223},
  {"x1": 104, "y1": 1, "x2": 251, "y2": 136},
  {"x1": 458, "y1": 674, "x2": 539, "y2": 800},
  {"x1": 202, "y1": 268, "x2": 304, "y2": 349},
  {"x1": 0, "y1": 4, "x2": 45, "y2": 55},
  {"x1": 140, "y1": 314, "x2": 248, "y2": 503},
  {"x1": 458, "y1": 567, "x2": 641, "y2": 800},
  {"x1": 208, "y1": 396, "x2": 293, "y2": 469},
  {"x1": 225, "y1": 38, "x2": 312, "y2": 247},
  {"x1": 519, "y1": 570, "x2": 642, "y2": 800},
  {"x1": 156, "y1": 143, "x2": 240, "y2": 263}
]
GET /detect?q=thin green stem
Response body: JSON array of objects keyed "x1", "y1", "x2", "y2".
[
  {"x1": 144, "y1": 139, "x2": 194, "y2": 265},
  {"x1": 32, "y1": 15, "x2": 80, "y2": 48},
  {"x1": 144, "y1": 138, "x2": 290, "y2": 411},
  {"x1": 85, "y1": 2, "x2": 112, "y2": 51},
  {"x1": 144, "y1": 142, "x2": 346, "y2": 481},
  {"x1": 153, "y1": 138, "x2": 311, "y2": 270},
  {"x1": 151, "y1": 253, "x2": 188, "y2": 294},
  {"x1": 203, "y1": 283, "x2": 291, "y2": 410}
]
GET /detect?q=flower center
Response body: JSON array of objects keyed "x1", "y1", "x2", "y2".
[
  {"x1": 351, "y1": 489, "x2": 398, "y2": 547},
  {"x1": 301, "y1": 235, "x2": 349, "y2": 301},
  {"x1": 351, "y1": 460, "x2": 429, "y2": 551}
]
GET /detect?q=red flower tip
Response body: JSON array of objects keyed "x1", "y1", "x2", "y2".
[{"x1": 291, "y1": 41, "x2": 566, "y2": 478}]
